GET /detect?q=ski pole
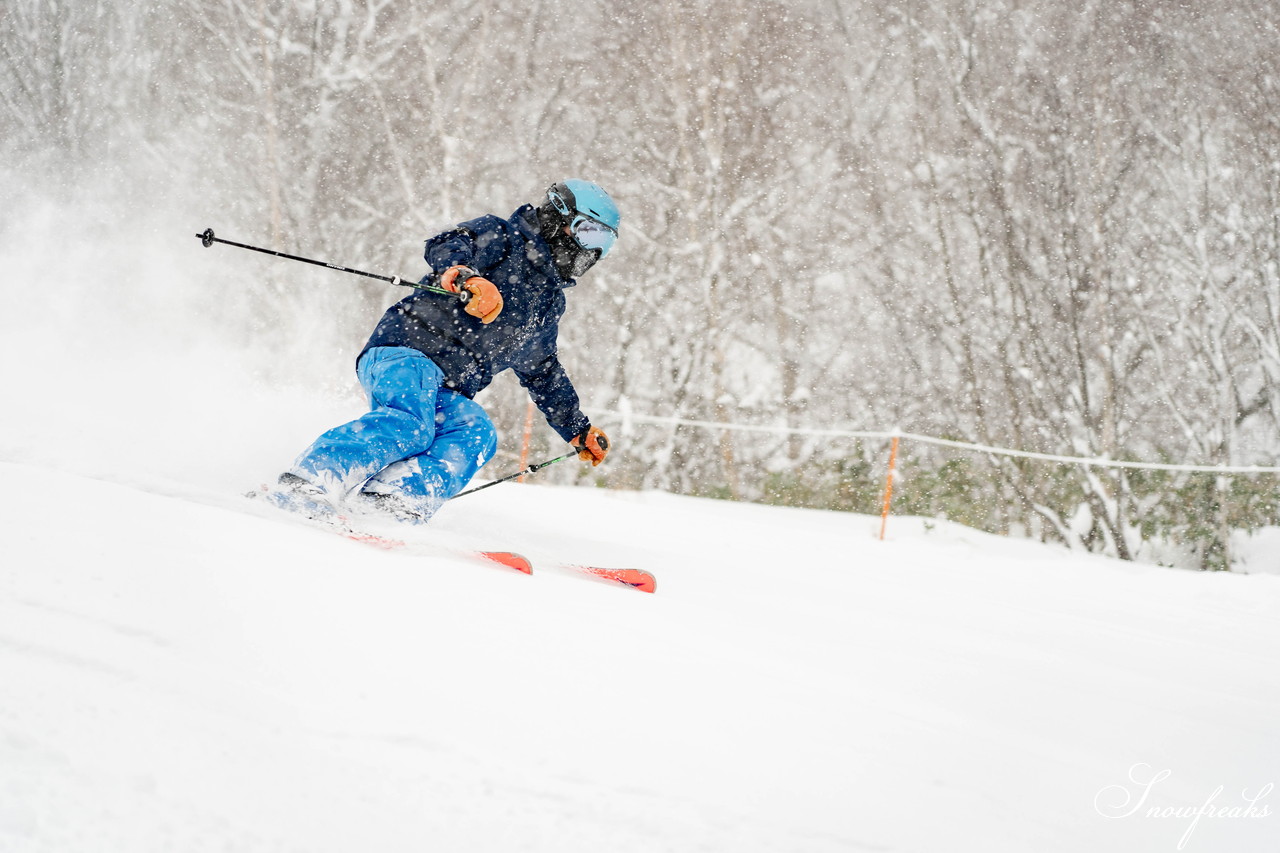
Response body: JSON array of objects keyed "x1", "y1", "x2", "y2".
[
  {"x1": 453, "y1": 433, "x2": 609, "y2": 499},
  {"x1": 450, "y1": 432, "x2": 614, "y2": 499},
  {"x1": 195, "y1": 227, "x2": 465, "y2": 301},
  {"x1": 452, "y1": 452, "x2": 579, "y2": 499}
]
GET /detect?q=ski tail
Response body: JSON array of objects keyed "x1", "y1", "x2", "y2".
[{"x1": 345, "y1": 531, "x2": 405, "y2": 550}]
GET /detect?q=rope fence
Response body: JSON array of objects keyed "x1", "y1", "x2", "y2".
[{"x1": 590, "y1": 409, "x2": 1280, "y2": 540}]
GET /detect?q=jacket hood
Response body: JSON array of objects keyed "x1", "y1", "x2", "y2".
[{"x1": 513, "y1": 204, "x2": 576, "y2": 289}]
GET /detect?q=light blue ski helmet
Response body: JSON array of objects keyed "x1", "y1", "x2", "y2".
[{"x1": 560, "y1": 179, "x2": 621, "y2": 231}]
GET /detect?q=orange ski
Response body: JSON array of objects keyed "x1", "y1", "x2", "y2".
[
  {"x1": 475, "y1": 551, "x2": 533, "y2": 574},
  {"x1": 571, "y1": 566, "x2": 657, "y2": 593}
]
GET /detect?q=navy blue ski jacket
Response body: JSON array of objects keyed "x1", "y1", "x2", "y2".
[{"x1": 361, "y1": 204, "x2": 591, "y2": 443}]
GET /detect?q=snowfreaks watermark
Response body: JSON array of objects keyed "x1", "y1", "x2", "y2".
[{"x1": 1094, "y1": 763, "x2": 1273, "y2": 850}]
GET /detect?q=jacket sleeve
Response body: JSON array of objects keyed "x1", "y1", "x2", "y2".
[
  {"x1": 514, "y1": 351, "x2": 591, "y2": 443},
  {"x1": 423, "y1": 215, "x2": 512, "y2": 277}
]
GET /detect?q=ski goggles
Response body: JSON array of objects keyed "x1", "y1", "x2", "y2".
[
  {"x1": 568, "y1": 215, "x2": 618, "y2": 257},
  {"x1": 549, "y1": 186, "x2": 618, "y2": 257}
]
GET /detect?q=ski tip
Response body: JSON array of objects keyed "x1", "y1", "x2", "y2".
[
  {"x1": 575, "y1": 566, "x2": 656, "y2": 593},
  {"x1": 629, "y1": 572, "x2": 657, "y2": 594},
  {"x1": 477, "y1": 551, "x2": 534, "y2": 574}
]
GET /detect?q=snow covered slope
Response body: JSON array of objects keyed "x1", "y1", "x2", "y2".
[
  {"x1": 2, "y1": 461, "x2": 1277, "y2": 853},
  {"x1": 1, "y1": 201, "x2": 1276, "y2": 851}
]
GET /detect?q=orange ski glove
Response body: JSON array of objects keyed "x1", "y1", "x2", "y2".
[
  {"x1": 441, "y1": 264, "x2": 503, "y2": 324},
  {"x1": 571, "y1": 425, "x2": 610, "y2": 466}
]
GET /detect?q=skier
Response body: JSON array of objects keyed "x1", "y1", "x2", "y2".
[{"x1": 268, "y1": 179, "x2": 618, "y2": 523}]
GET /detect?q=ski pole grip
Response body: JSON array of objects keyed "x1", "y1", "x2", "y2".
[
  {"x1": 438, "y1": 267, "x2": 473, "y2": 305},
  {"x1": 453, "y1": 268, "x2": 477, "y2": 305}
]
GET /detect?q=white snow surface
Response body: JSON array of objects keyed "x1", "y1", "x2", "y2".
[
  {"x1": 2, "y1": 471, "x2": 1279, "y2": 852},
  {"x1": 2, "y1": 203, "x2": 1279, "y2": 852}
]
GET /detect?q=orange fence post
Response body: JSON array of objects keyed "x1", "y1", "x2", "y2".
[
  {"x1": 879, "y1": 435, "x2": 900, "y2": 541},
  {"x1": 516, "y1": 399, "x2": 536, "y2": 482}
]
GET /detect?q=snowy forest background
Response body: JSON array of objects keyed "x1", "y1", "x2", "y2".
[{"x1": 3, "y1": 0, "x2": 1278, "y2": 570}]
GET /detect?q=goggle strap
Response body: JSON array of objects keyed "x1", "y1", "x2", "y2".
[{"x1": 548, "y1": 188, "x2": 572, "y2": 218}]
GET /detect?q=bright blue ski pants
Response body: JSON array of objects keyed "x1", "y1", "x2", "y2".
[{"x1": 289, "y1": 346, "x2": 497, "y2": 512}]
